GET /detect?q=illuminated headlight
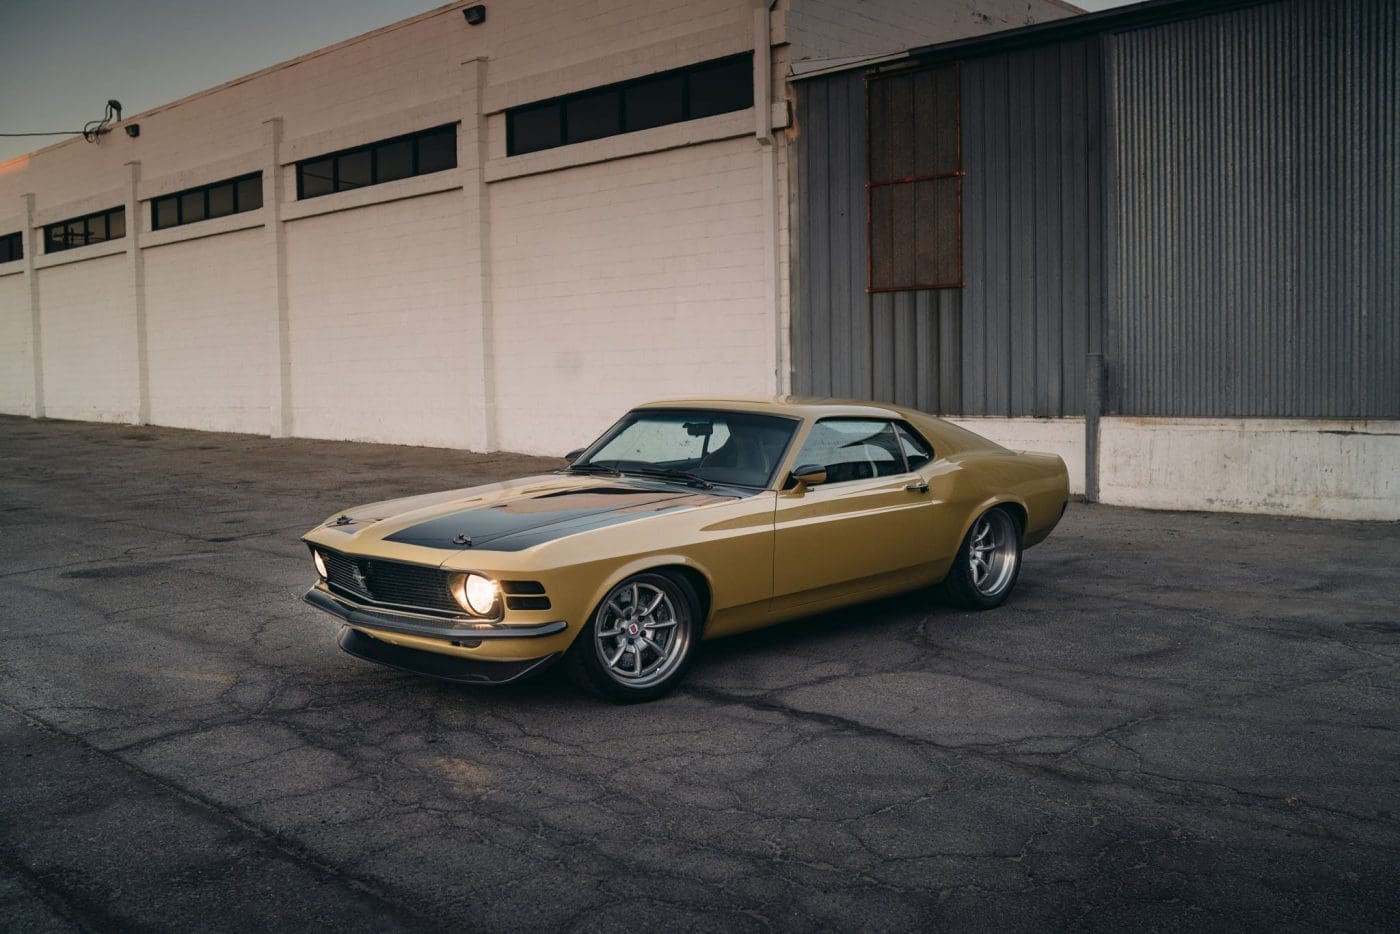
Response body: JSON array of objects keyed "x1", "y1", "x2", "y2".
[
  {"x1": 312, "y1": 550, "x2": 328, "y2": 579},
  {"x1": 453, "y1": 573, "x2": 499, "y2": 616}
]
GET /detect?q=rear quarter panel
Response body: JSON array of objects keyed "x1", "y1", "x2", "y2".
[{"x1": 942, "y1": 450, "x2": 1069, "y2": 548}]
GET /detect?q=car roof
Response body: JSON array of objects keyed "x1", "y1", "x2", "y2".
[
  {"x1": 635, "y1": 395, "x2": 915, "y2": 420},
  {"x1": 633, "y1": 396, "x2": 1007, "y2": 457}
]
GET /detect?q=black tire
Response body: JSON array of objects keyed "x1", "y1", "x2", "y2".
[
  {"x1": 940, "y1": 506, "x2": 1023, "y2": 610},
  {"x1": 565, "y1": 571, "x2": 700, "y2": 703}
]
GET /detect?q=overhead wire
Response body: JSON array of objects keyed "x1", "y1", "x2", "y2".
[{"x1": 0, "y1": 100, "x2": 123, "y2": 142}]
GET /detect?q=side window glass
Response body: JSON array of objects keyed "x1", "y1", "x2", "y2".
[
  {"x1": 795, "y1": 419, "x2": 903, "y2": 485},
  {"x1": 895, "y1": 423, "x2": 934, "y2": 470}
]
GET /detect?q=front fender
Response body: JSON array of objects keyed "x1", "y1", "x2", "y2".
[{"x1": 579, "y1": 554, "x2": 717, "y2": 630}]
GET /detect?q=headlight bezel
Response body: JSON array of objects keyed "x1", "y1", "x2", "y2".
[{"x1": 451, "y1": 573, "x2": 501, "y2": 618}]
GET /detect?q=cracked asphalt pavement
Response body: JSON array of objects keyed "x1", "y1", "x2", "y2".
[{"x1": 2, "y1": 414, "x2": 1398, "y2": 931}]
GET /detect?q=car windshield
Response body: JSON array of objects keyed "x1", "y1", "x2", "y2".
[{"x1": 575, "y1": 410, "x2": 799, "y2": 489}]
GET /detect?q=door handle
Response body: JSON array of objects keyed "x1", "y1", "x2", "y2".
[{"x1": 905, "y1": 480, "x2": 929, "y2": 494}]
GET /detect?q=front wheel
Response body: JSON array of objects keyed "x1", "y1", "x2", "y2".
[
  {"x1": 566, "y1": 571, "x2": 699, "y2": 703},
  {"x1": 941, "y1": 507, "x2": 1023, "y2": 610}
]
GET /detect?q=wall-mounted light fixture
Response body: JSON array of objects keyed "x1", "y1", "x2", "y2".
[
  {"x1": 463, "y1": 4, "x2": 486, "y2": 25},
  {"x1": 124, "y1": 124, "x2": 140, "y2": 138}
]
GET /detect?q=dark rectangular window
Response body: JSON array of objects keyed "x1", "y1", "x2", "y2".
[
  {"x1": 207, "y1": 182, "x2": 235, "y2": 219},
  {"x1": 179, "y1": 190, "x2": 206, "y2": 226},
  {"x1": 150, "y1": 172, "x2": 263, "y2": 232},
  {"x1": 565, "y1": 91, "x2": 620, "y2": 145},
  {"x1": 687, "y1": 56, "x2": 752, "y2": 119},
  {"x1": 0, "y1": 231, "x2": 21, "y2": 264},
  {"x1": 506, "y1": 53, "x2": 754, "y2": 156},
  {"x1": 235, "y1": 175, "x2": 263, "y2": 212},
  {"x1": 867, "y1": 63, "x2": 962, "y2": 291},
  {"x1": 299, "y1": 158, "x2": 335, "y2": 199},
  {"x1": 43, "y1": 206, "x2": 126, "y2": 254},
  {"x1": 337, "y1": 149, "x2": 373, "y2": 190},
  {"x1": 415, "y1": 126, "x2": 456, "y2": 175},
  {"x1": 295, "y1": 124, "x2": 458, "y2": 200},
  {"x1": 509, "y1": 104, "x2": 562, "y2": 155},
  {"x1": 624, "y1": 75, "x2": 684, "y2": 132},
  {"x1": 375, "y1": 138, "x2": 414, "y2": 183}
]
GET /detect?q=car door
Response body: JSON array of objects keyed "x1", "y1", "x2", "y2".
[{"x1": 771, "y1": 418, "x2": 938, "y2": 610}]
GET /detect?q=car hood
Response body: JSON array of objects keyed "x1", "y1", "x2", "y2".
[{"x1": 314, "y1": 473, "x2": 737, "y2": 553}]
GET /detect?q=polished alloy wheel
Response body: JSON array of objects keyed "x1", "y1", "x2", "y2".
[
  {"x1": 592, "y1": 579, "x2": 690, "y2": 689},
  {"x1": 968, "y1": 509, "x2": 1019, "y2": 598}
]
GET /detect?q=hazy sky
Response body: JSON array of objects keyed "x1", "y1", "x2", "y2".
[{"x1": 0, "y1": 0, "x2": 1138, "y2": 163}]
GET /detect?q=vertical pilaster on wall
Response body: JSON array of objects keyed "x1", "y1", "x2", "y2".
[
  {"x1": 1098, "y1": 32, "x2": 1121, "y2": 419},
  {"x1": 460, "y1": 57, "x2": 497, "y2": 452},
  {"x1": 760, "y1": 142, "x2": 783, "y2": 395},
  {"x1": 753, "y1": 0, "x2": 784, "y2": 395},
  {"x1": 20, "y1": 194, "x2": 44, "y2": 419},
  {"x1": 263, "y1": 117, "x2": 293, "y2": 438},
  {"x1": 1085, "y1": 353, "x2": 1104, "y2": 502},
  {"x1": 124, "y1": 162, "x2": 150, "y2": 425}
]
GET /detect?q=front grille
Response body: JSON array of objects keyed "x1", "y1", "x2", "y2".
[{"x1": 321, "y1": 549, "x2": 459, "y2": 615}]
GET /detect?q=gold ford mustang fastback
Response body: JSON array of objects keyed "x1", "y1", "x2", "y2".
[{"x1": 302, "y1": 398, "x2": 1069, "y2": 702}]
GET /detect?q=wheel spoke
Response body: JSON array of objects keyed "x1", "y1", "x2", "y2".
[
  {"x1": 631, "y1": 582, "x2": 640, "y2": 611},
  {"x1": 607, "y1": 643, "x2": 628, "y2": 667},
  {"x1": 606, "y1": 598, "x2": 628, "y2": 618},
  {"x1": 641, "y1": 636, "x2": 666, "y2": 656},
  {"x1": 633, "y1": 647, "x2": 644, "y2": 674},
  {"x1": 641, "y1": 590, "x2": 665, "y2": 616},
  {"x1": 644, "y1": 618, "x2": 677, "y2": 630}
]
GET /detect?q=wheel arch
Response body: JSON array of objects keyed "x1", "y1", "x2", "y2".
[
  {"x1": 584, "y1": 555, "x2": 715, "y2": 632},
  {"x1": 954, "y1": 495, "x2": 1029, "y2": 548}
]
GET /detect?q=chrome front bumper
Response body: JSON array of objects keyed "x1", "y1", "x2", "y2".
[{"x1": 303, "y1": 585, "x2": 568, "y2": 642}]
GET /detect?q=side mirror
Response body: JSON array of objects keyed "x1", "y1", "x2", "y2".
[
  {"x1": 564, "y1": 448, "x2": 585, "y2": 463},
  {"x1": 789, "y1": 464, "x2": 827, "y2": 489}
]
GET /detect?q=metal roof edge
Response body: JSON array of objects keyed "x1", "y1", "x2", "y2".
[
  {"x1": 788, "y1": 51, "x2": 909, "y2": 82},
  {"x1": 903, "y1": 0, "x2": 1283, "y2": 62},
  {"x1": 788, "y1": 0, "x2": 1286, "y2": 81}
]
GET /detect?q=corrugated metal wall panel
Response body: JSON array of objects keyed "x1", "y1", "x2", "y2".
[
  {"x1": 870, "y1": 290, "x2": 963, "y2": 409},
  {"x1": 1109, "y1": 0, "x2": 1400, "y2": 417},
  {"x1": 959, "y1": 37, "x2": 1104, "y2": 417},
  {"x1": 794, "y1": 42, "x2": 1102, "y2": 415},
  {"x1": 793, "y1": 0, "x2": 1398, "y2": 420},
  {"x1": 792, "y1": 71, "x2": 870, "y2": 400}
]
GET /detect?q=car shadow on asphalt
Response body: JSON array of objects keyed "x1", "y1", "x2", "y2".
[{"x1": 359, "y1": 585, "x2": 979, "y2": 708}]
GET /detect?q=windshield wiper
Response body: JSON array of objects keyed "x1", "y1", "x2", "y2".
[
  {"x1": 565, "y1": 462, "x2": 622, "y2": 477},
  {"x1": 624, "y1": 467, "x2": 713, "y2": 490}
]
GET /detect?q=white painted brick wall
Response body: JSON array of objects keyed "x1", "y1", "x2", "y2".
[
  {"x1": 491, "y1": 136, "x2": 774, "y2": 455},
  {"x1": 0, "y1": 0, "x2": 1085, "y2": 456},
  {"x1": 145, "y1": 228, "x2": 270, "y2": 434},
  {"x1": 36, "y1": 256, "x2": 137, "y2": 422},
  {"x1": 0, "y1": 274, "x2": 32, "y2": 414},
  {"x1": 285, "y1": 191, "x2": 472, "y2": 448}
]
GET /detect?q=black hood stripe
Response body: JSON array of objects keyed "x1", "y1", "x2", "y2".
[{"x1": 382, "y1": 480, "x2": 733, "y2": 551}]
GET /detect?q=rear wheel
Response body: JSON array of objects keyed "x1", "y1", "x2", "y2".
[
  {"x1": 941, "y1": 507, "x2": 1023, "y2": 610},
  {"x1": 566, "y1": 571, "x2": 699, "y2": 703}
]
